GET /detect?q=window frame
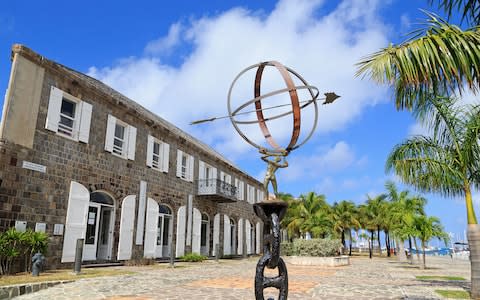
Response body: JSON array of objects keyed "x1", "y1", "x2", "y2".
[{"x1": 112, "y1": 119, "x2": 128, "y2": 159}]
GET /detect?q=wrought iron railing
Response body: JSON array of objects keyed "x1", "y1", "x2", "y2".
[{"x1": 196, "y1": 179, "x2": 237, "y2": 199}]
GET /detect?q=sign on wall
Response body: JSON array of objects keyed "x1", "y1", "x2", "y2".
[{"x1": 22, "y1": 161, "x2": 46, "y2": 173}]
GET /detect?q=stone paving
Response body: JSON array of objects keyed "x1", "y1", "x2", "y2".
[{"x1": 15, "y1": 256, "x2": 471, "y2": 299}]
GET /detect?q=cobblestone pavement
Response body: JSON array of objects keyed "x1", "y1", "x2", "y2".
[{"x1": 16, "y1": 256, "x2": 471, "y2": 299}]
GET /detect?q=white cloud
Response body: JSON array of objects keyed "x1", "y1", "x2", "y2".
[
  {"x1": 87, "y1": 0, "x2": 391, "y2": 159},
  {"x1": 145, "y1": 22, "x2": 183, "y2": 55}
]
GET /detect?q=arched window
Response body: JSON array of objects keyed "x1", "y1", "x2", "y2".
[{"x1": 90, "y1": 191, "x2": 114, "y2": 205}]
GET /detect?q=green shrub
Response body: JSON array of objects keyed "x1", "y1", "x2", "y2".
[
  {"x1": 180, "y1": 253, "x2": 207, "y2": 262},
  {"x1": 0, "y1": 228, "x2": 49, "y2": 275},
  {"x1": 281, "y1": 239, "x2": 342, "y2": 257}
]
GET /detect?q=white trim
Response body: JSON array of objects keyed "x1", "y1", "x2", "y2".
[{"x1": 135, "y1": 181, "x2": 147, "y2": 245}]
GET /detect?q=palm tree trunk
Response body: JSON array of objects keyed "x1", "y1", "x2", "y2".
[
  {"x1": 408, "y1": 236, "x2": 413, "y2": 264},
  {"x1": 413, "y1": 237, "x2": 421, "y2": 263},
  {"x1": 377, "y1": 227, "x2": 382, "y2": 255},
  {"x1": 421, "y1": 240, "x2": 426, "y2": 269},
  {"x1": 341, "y1": 230, "x2": 346, "y2": 254},
  {"x1": 468, "y1": 224, "x2": 480, "y2": 299},
  {"x1": 465, "y1": 185, "x2": 480, "y2": 299},
  {"x1": 370, "y1": 231, "x2": 374, "y2": 259},
  {"x1": 349, "y1": 230, "x2": 353, "y2": 256},
  {"x1": 397, "y1": 238, "x2": 406, "y2": 261},
  {"x1": 386, "y1": 231, "x2": 391, "y2": 257}
]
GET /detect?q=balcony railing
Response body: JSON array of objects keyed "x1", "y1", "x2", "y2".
[{"x1": 196, "y1": 179, "x2": 238, "y2": 202}]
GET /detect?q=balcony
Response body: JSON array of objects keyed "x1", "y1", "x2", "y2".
[{"x1": 196, "y1": 179, "x2": 238, "y2": 203}]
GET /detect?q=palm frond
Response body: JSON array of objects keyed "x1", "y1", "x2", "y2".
[
  {"x1": 356, "y1": 13, "x2": 480, "y2": 110},
  {"x1": 386, "y1": 136, "x2": 465, "y2": 196}
]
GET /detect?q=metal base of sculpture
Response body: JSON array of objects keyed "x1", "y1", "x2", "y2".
[{"x1": 254, "y1": 200, "x2": 288, "y2": 300}]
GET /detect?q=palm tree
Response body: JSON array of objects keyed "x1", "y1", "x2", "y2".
[
  {"x1": 331, "y1": 200, "x2": 360, "y2": 255},
  {"x1": 356, "y1": 2, "x2": 480, "y2": 295},
  {"x1": 365, "y1": 194, "x2": 388, "y2": 255},
  {"x1": 385, "y1": 181, "x2": 427, "y2": 263},
  {"x1": 385, "y1": 96, "x2": 480, "y2": 293},
  {"x1": 281, "y1": 192, "x2": 331, "y2": 239},
  {"x1": 413, "y1": 215, "x2": 448, "y2": 269},
  {"x1": 358, "y1": 203, "x2": 378, "y2": 259}
]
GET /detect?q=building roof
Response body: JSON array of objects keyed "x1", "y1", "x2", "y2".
[{"x1": 11, "y1": 44, "x2": 260, "y2": 184}]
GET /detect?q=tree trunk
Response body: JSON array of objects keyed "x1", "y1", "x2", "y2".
[
  {"x1": 349, "y1": 230, "x2": 353, "y2": 256},
  {"x1": 421, "y1": 240, "x2": 426, "y2": 269},
  {"x1": 408, "y1": 236, "x2": 413, "y2": 264},
  {"x1": 341, "y1": 230, "x2": 345, "y2": 254},
  {"x1": 370, "y1": 231, "x2": 374, "y2": 259},
  {"x1": 377, "y1": 227, "x2": 382, "y2": 255},
  {"x1": 468, "y1": 224, "x2": 480, "y2": 299},
  {"x1": 386, "y1": 231, "x2": 391, "y2": 257},
  {"x1": 397, "y1": 238, "x2": 406, "y2": 261},
  {"x1": 413, "y1": 237, "x2": 421, "y2": 263}
]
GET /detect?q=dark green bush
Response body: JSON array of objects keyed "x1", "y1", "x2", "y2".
[
  {"x1": 281, "y1": 239, "x2": 342, "y2": 257},
  {"x1": 180, "y1": 253, "x2": 207, "y2": 262}
]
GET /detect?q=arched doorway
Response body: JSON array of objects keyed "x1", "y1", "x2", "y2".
[
  {"x1": 84, "y1": 191, "x2": 115, "y2": 261},
  {"x1": 156, "y1": 204, "x2": 173, "y2": 257},
  {"x1": 200, "y1": 213, "x2": 210, "y2": 256}
]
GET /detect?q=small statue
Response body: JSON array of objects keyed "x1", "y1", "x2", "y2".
[
  {"x1": 32, "y1": 252, "x2": 45, "y2": 276},
  {"x1": 261, "y1": 149, "x2": 288, "y2": 197}
]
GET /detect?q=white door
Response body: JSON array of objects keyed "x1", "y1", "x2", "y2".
[
  {"x1": 97, "y1": 207, "x2": 114, "y2": 260},
  {"x1": 61, "y1": 181, "x2": 90, "y2": 263},
  {"x1": 83, "y1": 203, "x2": 101, "y2": 261},
  {"x1": 118, "y1": 195, "x2": 136, "y2": 260},
  {"x1": 159, "y1": 214, "x2": 173, "y2": 257}
]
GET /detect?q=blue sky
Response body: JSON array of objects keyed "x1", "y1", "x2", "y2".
[{"x1": 0, "y1": 0, "x2": 471, "y2": 243}]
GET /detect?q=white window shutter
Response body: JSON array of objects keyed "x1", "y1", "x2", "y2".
[
  {"x1": 192, "y1": 208, "x2": 201, "y2": 254},
  {"x1": 199, "y1": 161, "x2": 205, "y2": 180},
  {"x1": 246, "y1": 221, "x2": 252, "y2": 254},
  {"x1": 176, "y1": 150, "x2": 183, "y2": 177},
  {"x1": 223, "y1": 215, "x2": 231, "y2": 255},
  {"x1": 162, "y1": 142, "x2": 170, "y2": 173},
  {"x1": 78, "y1": 101, "x2": 92, "y2": 143},
  {"x1": 188, "y1": 155, "x2": 194, "y2": 182},
  {"x1": 105, "y1": 114, "x2": 116, "y2": 152},
  {"x1": 61, "y1": 181, "x2": 90, "y2": 263},
  {"x1": 176, "y1": 206, "x2": 186, "y2": 257},
  {"x1": 237, "y1": 218, "x2": 243, "y2": 255},
  {"x1": 213, "y1": 214, "x2": 220, "y2": 256},
  {"x1": 256, "y1": 222, "x2": 262, "y2": 254},
  {"x1": 117, "y1": 195, "x2": 136, "y2": 260},
  {"x1": 212, "y1": 167, "x2": 217, "y2": 180},
  {"x1": 240, "y1": 181, "x2": 244, "y2": 200},
  {"x1": 45, "y1": 86, "x2": 63, "y2": 132},
  {"x1": 220, "y1": 171, "x2": 225, "y2": 181},
  {"x1": 144, "y1": 198, "x2": 159, "y2": 258},
  {"x1": 226, "y1": 175, "x2": 231, "y2": 185},
  {"x1": 127, "y1": 125, "x2": 137, "y2": 160},
  {"x1": 146, "y1": 135, "x2": 154, "y2": 167}
]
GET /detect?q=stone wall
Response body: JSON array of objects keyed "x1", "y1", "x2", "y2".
[{"x1": 0, "y1": 45, "x2": 263, "y2": 268}]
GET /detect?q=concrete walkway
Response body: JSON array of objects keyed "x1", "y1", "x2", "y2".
[{"x1": 15, "y1": 256, "x2": 471, "y2": 299}]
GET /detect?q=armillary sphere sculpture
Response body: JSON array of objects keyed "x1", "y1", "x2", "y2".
[{"x1": 191, "y1": 61, "x2": 339, "y2": 300}]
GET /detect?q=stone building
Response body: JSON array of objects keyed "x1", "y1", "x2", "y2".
[{"x1": 0, "y1": 45, "x2": 265, "y2": 268}]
